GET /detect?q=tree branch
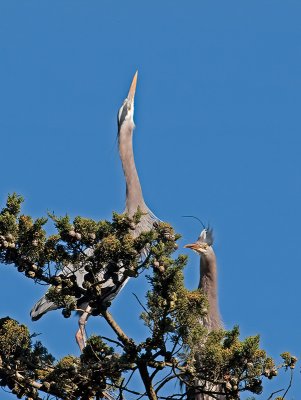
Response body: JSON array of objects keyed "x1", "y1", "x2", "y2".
[{"x1": 101, "y1": 309, "x2": 134, "y2": 348}]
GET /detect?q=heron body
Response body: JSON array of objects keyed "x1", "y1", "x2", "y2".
[
  {"x1": 185, "y1": 228, "x2": 224, "y2": 400},
  {"x1": 31, "y1": 72, "x2": 158, "y2": 350}
]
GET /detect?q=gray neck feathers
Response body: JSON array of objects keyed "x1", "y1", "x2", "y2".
[
  {"x1": 199, "y1": 252, "x2": 222, "y2": 330},
  {"x1": 119, "y1": 120, "x2": 146, "y2": 215}
]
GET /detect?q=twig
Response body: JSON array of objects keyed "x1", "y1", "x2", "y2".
[
  {"x1": 150, "y1": 368, "x2": 160, "y2": 381},
  {"x1": 132, "y1": 292, "x2": 150, "y2": 316},
  {"x1": 15, "y1": 371, "x2": 42, "y2": 390},
  {"x1": 101, "y1": 309, "x2": 134, "y2": 348},
  {"x1": 155, "y1": 373, "x2": 177, "y2": 393},
  {"x1": 266, "y1": 388, "x2": 284, "y2": 400},
  {"x1": 100, "y1": 335, "x2": 125, "y2": 348},
  {"x1": 282, "y1": 368, "x2": 294, "y2": 398},
  {"x1": 157, "y1": 394, "x2": 186, "y2": 400},
  {"x1": 124, "y1": 368, "x2": 137, "y2": 387},
  {"x1": 113, "y1": 383, "x2": 145, "y2": 396}
]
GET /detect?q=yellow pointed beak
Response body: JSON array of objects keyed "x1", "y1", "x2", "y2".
[
  {"x1": 184, "y1": 242, "x2": 208, "y2": 253},
  {"x1": 184, "y1": 243, "x2": 199, "y2": 251},
  {"x1": 127, "y1": 70, "x2": 138, "y2": 102}
]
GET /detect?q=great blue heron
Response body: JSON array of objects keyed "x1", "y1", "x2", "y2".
[
  {"x1": 30, "y1": 72, "x2": 158, "y2": 351},
  {"x1": 185, "y1": 227, "x2": 221, "y2": 331},
  {"x1": 185, "y1": 227, "x2": 223, "y2": 400}
]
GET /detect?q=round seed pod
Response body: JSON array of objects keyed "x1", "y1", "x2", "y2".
[
  {"x1": 125, "y1": 268, "x2": 137, "y2": 277},
  {"x1": 94, "y1": 284, "x2": 102, "y2": 294},
  {"x1": 84, "y1": 264, "x2": 93, "y2": 272},
  {"x1": 74, "y1": 288, "x2": 83, "y2": 298},
  {"x1": 75, "y1": 232, "x2": 82, "y2": 240},
  {"x1": 42, "y1": 382, "x2": 51, "y2": 390},
  {"x1": 3, "y1": 241, "x2": 9, "y2": 248},
  {"x1": 158, "y1": 265, "x2": 165, "y2": 273},
  {"x1": 153, "y1": 261, "x2": 160, "y2": 268},
  {"x1": 271, "y1": 369, "x2": 278, "y2": 376},
  {"x1": 27, "y1": 271, "x2": 36, "y2": 278},
  {"x1": 68, "y1": 230, "x2": 76, "y2": 237},
  {"x1": 91, "y1": 307, "x2": 102, "y2": 316},
  {"x1": 64, "y1": 279, "x2": 73, "y2": 288},
  {"x1": 9, "y1": 242, "x2": 16, "y2": 248},
  {"x1": 170, "y1": 292, "x2": 177, "y2": 301},
  {"x1": 52, "y1": 276, "x2": 62, "y2": 285},
  {"x1": 6, "y1": 233, "x2": 13, "y2": 241},
  {"x1": 62, "y1": 309, "x2": 71, "y2": 318},
  {"x1": 84, "y1": 272, "x2": 94, "y2": 282},
  {"x1": 89, "y1": 233, "x2": 96, "y2": 240},
  {"x1": 82, "y1": 281, "x2": 91, "y2": 289}
]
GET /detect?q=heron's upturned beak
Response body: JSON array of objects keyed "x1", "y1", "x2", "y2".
[
  {"x1": 184, "y1": 243, "x2": 199, "y2": 251},
  {"x1": 127, "y1": 71, "x2": 138, "y2": 102}
]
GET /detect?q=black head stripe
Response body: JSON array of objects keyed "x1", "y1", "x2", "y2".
[{"x1": 117, "y1": 102, "x2": 128, "y2": 130}]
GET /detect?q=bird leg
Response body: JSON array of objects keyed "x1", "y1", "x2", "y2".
[{"x1": 75, "y1": 305, "x2": 92, "y2": 352}]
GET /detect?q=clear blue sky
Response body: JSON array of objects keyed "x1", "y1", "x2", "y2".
[{"x1": 0, "y1": 1, "x2": 300, "y2": 398}]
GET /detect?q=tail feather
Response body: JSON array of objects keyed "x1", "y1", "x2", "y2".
[{"x1": 30, "y1": 296, "x2": 58, "y2": 321}]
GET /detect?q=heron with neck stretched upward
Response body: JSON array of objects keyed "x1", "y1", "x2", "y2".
[
  {"x1": 30, "y1": 72, "x2": 158, "y2": 351},
  {"x1": 185, "y1": 227, "x2": 224, "y2": 400}
]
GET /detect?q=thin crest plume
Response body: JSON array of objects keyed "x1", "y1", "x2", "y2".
[{"x1": 182, "y1": 215, "x2": 206, "y2": 229}]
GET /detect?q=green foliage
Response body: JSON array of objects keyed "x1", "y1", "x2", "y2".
[
  {"x1": 0, "y1": 317, "x2": 30, "y2": 357},
  {"x1": 142, "y1": 253, "x2": 208, "y2": 354},
  {"x1": 188, "y1": 326, "x2": 274, "y2": 396},
  {"x1": 0, "y1": 318, "x2": 54, "y2": 399},
  {"x1": 280, "y1": 352, "x2": 298, "y2": 369},
  {"x1": 0, "y1": 194, "x2": 297, "y2": 400}
]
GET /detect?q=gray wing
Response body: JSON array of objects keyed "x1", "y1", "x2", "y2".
[
  {"x1": 30, "y1": 249, "x2": 93, "y2": 321},
  {"x1": 31, "y1": 211, "x2": 158, "y2": 320}
]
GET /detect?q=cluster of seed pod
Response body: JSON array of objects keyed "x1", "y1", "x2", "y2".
[
  {"x1": 263, "y1": 368, "x2": 278, "y2": 379},
  {"x1": 67, "y1": 229, "x2": 82, "y2": 241},
  {"x1": 66, "y1": 228, "x2": 96, "y2": 243},
  {"x1": 224, "y1": 376, "x2": 239, "y2": 397},
  {"x1": 153, "y1": 260, "x2": 165, "y2": 273},
  {"x1": 25, "y1": 264, "x2": 39, "y2": 279},
  {"x1": 245, "y1": 378, "x2": 262, "y2": 394},
  {"x1": 0, "y1": 233, "x2": 16, "y2": 249},
  {"x1": 82, "y1": 271, "x2": 109, "y2": 299},
  {"x1": 124, "y1": 265, "x2": 138, "y2": 277},
  {"x1": 9, "y1": 381, "x2": 37, "y2": 400},
  {"x1": 168, "y1": 292, "x2": 177, "y2": 309},
  {"x1": 290, "y1": 355, "x2": 298, "y2": 368},
  {"x1": 50, "y1": 274, "x2": 81, "y2": 295}
]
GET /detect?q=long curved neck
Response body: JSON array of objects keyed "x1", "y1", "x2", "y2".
[
  {"x1": 118, "y1": 121, "x2": 145, "y2": 215},
  {"x1": 199, "y1": 253, "x2": 221, "y2": 330}
]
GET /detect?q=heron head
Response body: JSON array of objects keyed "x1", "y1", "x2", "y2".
[
  {"x1": 117, "y1": 71, "x2": 138, "y2": 130},
  {"x1": 184, "y1": 228, "x2": 214, "y2": 256}
]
